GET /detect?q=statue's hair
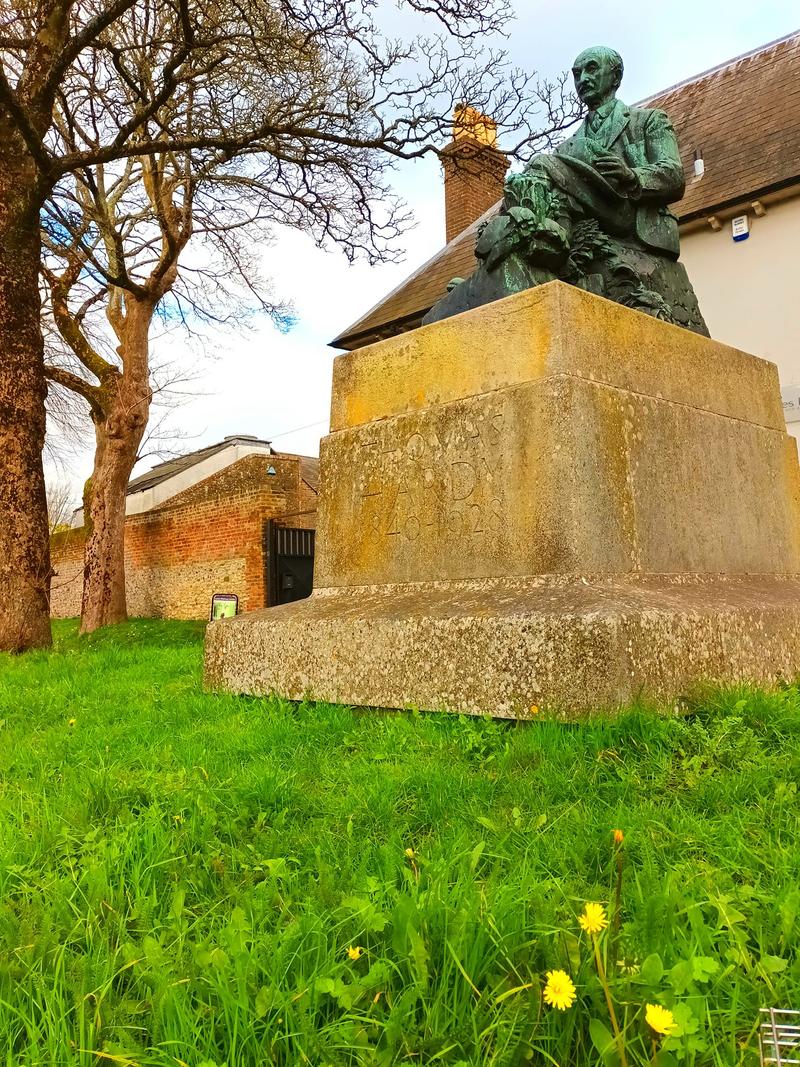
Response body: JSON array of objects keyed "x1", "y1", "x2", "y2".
[{"x1": 574, "y1": 46, "x2": 624, "y2": 89}]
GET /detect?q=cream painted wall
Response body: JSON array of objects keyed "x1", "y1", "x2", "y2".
[{"x1": 679, "y1": 194, "x2": 800, "y2": 440}]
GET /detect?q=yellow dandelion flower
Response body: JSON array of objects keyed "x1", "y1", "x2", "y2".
[
  {"x1": 613, "y1": 829, "x2": 624, "y2": 844},
  {"x1": 173, "y1": 814, "x2": 183, "y2": 825},
  {"x1": 529, "y1": 704, "x2": 540, "y2": 716},
  {"x1": 645, "y1": 1003, "x2": 676, "y2": 1035},
  {"x1": 68, "y1": 718, "x2": 76, "y2": 728},
  {"x1": 578, "y1": 902, "x2": 609, "y2": 935},
  {"x1": 404, "y1": 847, "x2": 415, "y2": 858},
  {"x1": 543, "y1": 969, "x2": 576, "y2": 1011},
  {"x1": 347, "y1": 945, "x2": 363, "y2": 961}
]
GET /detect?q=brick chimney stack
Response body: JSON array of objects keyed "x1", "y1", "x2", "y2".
[{"x1": 441, "y1": 105, "x2": 509, "y2": 244}]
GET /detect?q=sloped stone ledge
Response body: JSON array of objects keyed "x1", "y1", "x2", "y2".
[{"x1": 204, "y1": 574, "x2": 800, "y2": 717}]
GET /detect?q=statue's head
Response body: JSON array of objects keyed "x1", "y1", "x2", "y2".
[{"x1": 572, "y1": 46, "x2": 624, "y2": 109}]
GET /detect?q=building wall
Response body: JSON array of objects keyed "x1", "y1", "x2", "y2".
[
  {"x1": 680, "y1": 194, "x2": 800, "y2": 437},
  {"x1": 50, "y1": 529, "x2": 86, "y2": 617},
  {"x1": 51, "y1": 454, "x2": 317, "y2": 620},
  {"x1": 124, "y1": 440, "x2": 274, "y2": 517}
]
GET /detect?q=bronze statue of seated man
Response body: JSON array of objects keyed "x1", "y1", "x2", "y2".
[{"x1": 425, "y1": 46, "x2": 708, "y2": 335}]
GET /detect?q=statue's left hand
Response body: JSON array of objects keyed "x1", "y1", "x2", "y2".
[{"x1": 593, "y1": 153, "x2": 639, "y2": 194}]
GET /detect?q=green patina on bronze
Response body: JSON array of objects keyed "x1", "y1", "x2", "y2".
[{"x1": 425, "y1": 46, "x2": 709, "y2": 334}]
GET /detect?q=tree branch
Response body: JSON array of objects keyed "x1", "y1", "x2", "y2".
[
  {"x1": 44, "y1": 256, "x2": 115, "y2": 384},
  {"x1": 45, "y1": 364, "x2": 103, "y2": 415},
  {"x1": 40, "y1": 0, "x2": 140, "y2": 105}
]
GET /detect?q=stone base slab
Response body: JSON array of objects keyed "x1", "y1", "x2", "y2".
[{"x1": 204, "y1": 575, "x2": 800, "y2": 717}]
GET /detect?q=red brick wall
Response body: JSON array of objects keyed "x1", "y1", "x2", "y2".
[
  {"x1": 50, "y1": 454, "x2": 318, "y2": 619},
  {"x1": 441, "y1": 140, "x2": 509, "y2": 243}
]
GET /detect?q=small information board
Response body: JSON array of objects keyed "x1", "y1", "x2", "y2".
[{"x1": 210, "y1": 593, "x2": 239, "y2": 621}]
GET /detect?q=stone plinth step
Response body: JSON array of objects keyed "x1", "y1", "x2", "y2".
[{"x1": 205, "y1": 575, "x2": 800, "y2": 717}]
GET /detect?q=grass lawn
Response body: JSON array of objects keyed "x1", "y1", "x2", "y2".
[{"x1": 0, "y1": 620, "x2": 799, "y2": 1066}]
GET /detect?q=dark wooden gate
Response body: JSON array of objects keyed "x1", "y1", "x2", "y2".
[{"x1": 265, "y1": 522, "x2": 315, "y2": 606}]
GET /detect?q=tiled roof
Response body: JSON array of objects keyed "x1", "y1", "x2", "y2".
[
  {"x1": 126, "y1": 437, "x2": 272, "y2": 495},
  {"x1": 295, "y1": 455, "x2": 320, "y2": 491},
  {"x1": 646, "y1": 31, "x2": 800, "y2": 219},
  {"x1": 332, "y1": 31, "x2": 800, "y2": 350},
  {"x1": 126, "y1": 437, "x2": 320, "y2": 496}
]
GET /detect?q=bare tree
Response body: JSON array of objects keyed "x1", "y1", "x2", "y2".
[
  {"x1": 46, "y1": 478, "x2": 75, "y2": 533},
  {"x1": 0, "y1": 0, "x2": 577, "y2": 650},
  {"x1": 43, "y1": 151, "x2": 200, "y2": 631},
  {"x1": 41, "y1": 143, "x2": 233, "y2": 631}
]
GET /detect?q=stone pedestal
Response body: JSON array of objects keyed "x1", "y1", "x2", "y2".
[{"x1": 205, "y1": 282, "x2": 800, "y2": 716}]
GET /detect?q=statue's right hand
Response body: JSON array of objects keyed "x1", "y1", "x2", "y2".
[{"x1": 593, "y1": 154, "x2": 638, "y2": 191}]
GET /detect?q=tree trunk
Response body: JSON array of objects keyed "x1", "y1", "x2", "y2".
[
  {"x1": 80, "y1": 297, "x2": 153, "y2": 633},
  {"x1": 0, "y1": 153, "x2": 52, "y2": 651}
]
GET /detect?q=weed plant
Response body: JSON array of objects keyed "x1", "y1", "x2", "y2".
[{"x1": 0, "y1": 620, "x2": 798, "y2": 1065}]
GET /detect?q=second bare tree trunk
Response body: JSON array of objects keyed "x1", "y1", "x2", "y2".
[{"x1": 80, "y1": 297, "x2": 153, "y2": 634}]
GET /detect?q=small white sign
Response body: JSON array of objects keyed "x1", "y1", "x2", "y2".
[
  {"x1": 732, "y1": 215, "x2": 750, "y2": 242},
  {"x1": 781, "y1": 384, "x2": 800, "y2": 424}
]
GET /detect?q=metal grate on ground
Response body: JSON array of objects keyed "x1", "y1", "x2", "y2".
[{"x1": 760, "y1": 1008, "x2": 800, "y2": 1065}]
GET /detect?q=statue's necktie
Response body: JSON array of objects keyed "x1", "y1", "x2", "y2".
[{"x1": 588, "y1": 111, "x2": 603, "y2": 136}]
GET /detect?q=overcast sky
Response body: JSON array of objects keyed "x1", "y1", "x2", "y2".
[{"x1": 46, "y1": 0, "x2": 800, "y2": 501}]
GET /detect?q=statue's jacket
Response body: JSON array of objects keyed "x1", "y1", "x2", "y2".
[{"x1": 533, "y1": 98, "x2": 686, "y2": 258}]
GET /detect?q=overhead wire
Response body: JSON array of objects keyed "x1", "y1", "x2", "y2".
[{"x1": 269, "y1": 418, "x2": 329, "y2": 440}]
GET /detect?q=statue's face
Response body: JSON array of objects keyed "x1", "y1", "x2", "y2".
[{"x1": 572, "y1": 49, "x2": 620, "y2": 109}]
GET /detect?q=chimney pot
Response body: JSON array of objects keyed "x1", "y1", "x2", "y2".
[{"x1": 453, "y1": 104, "x2": 498, "y2": 147}]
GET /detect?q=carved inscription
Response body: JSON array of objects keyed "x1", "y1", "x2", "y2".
[{"x1": 356, "y1": 403, "x2": 507, "y2": 545}]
